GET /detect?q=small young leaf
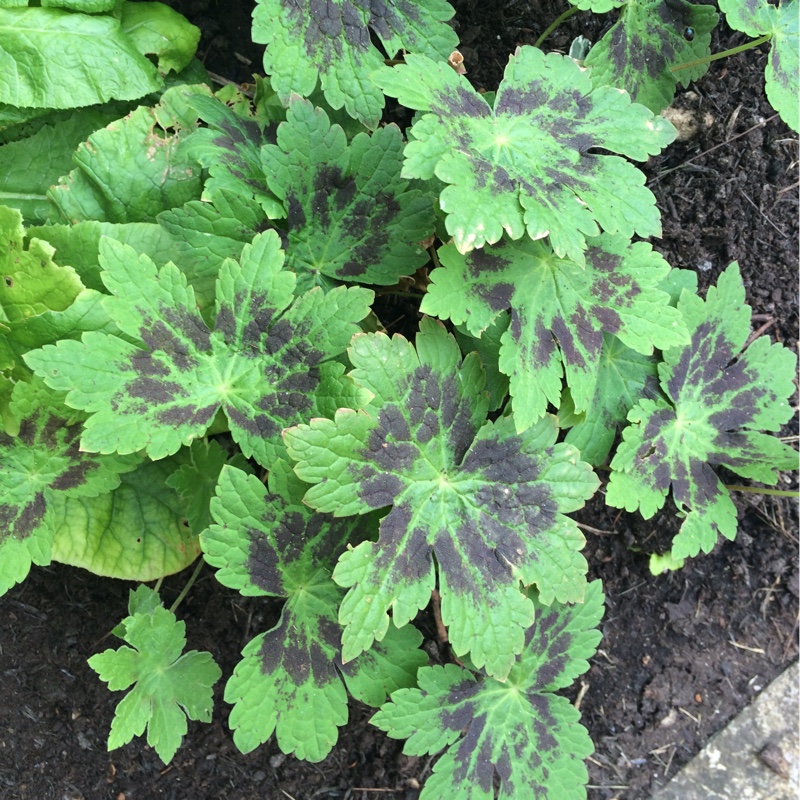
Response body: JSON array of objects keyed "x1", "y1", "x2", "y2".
[
  {"x1": 89, "y1": 601, "x2": 221, "y2": 764},
  {"x1": 372, "y1": 580, "x2": 605, "y2": 799},
  {"x1": 718, "y1": 0, "x2": 799, "y2": 131},
  {"x1": 203, "y1": 464, "x2": 426, "y2": 761},
  {"x1": 252, "y1": 0, "x2": 458, "y2": 127},
  {"x1": 50, "y1": 456, "x2": 200, "y2": 580},
  {"x1": 585, "y1": 0, "x2": 719, "y2": 113},
  {"x1": 0, "y1": 378, "x2": 140, "y2": 595},
  {"x1": 0, "y1": 7, "x2": 162, "y2": 108},
  {"x1": 261, "y1": 98, "x2": 434, "y2": 291},
  {"x1": 25, "y1": 231, "x2": 373, "y2": 464},
  {"x1": 607, "y1": 263, "x2": 798, "y2": 559},
  {"x1": 375, "y1": 46, "x2": 675, "y2": 263},
  {"x1": 422, "y1": 234, "x2": 687, "y2": 431},
  {"x1": 285, "y1": 319, "x2": 598, "y2": 680}
]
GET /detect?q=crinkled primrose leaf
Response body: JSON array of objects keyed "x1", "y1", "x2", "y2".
[
  {"x1": 607, "y1": 263, "x2": 798, "y2": 559},
  {"x1": 0, "y1": 377, "x2": 140, "y2": 596},
  {"x1": 422, "y1": 234, "x2": 688, "y2": 431},
  {"x1": 24, "y1": 231, "x2": 373, "y2": 464},
  {"x1": 47, "y1": 85, "x2": 209, "y2": 225},
  {"x1": 718, "y1": 0, "x2": 799, "y2": 131},
  {"x1": 584, "y1": 0, "x2": 719, "y2": 113},
  {"x1": 252, "y1": 0, "x2": 458, "y2": 128},
  {"x1": 0, "y1": 6, "x2": 162, "y2": 108},
  {"x1": 284, "y1": 318, "x2": 598, "y2": 681},
  {"x1": 50, "y1": 456, "x2": 200, "y2": 580},
  {"x1": 88, "y1": 588, "x2": 221, "y2": 765},
  {"x1": 0, "y1": 206, "x2": 83, "y2": 324},
  {"x1": 374, "y1": 46, "x2": 675, "y2": 264},
  {"x1": 372, "y1": 580, "x2": 605, "y2": 800},
  {"x1": 261, "y1": 98, "x2": 434, "y2": 292},
  {"x1": 201, "y1": 462, "x2": 426, "y2": 761}
]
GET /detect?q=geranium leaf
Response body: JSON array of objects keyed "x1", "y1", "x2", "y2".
[
  {"x1": 50, "y1": 456, "x2": 200, "y2": 580},
  {"x1": 559, "y1": 334, "x2": 659, "y2": 466},
  {"x1": 252, "y1": 0, "x2": 458, "y2": 128},
  {"x1": 607, "y1": 263, "x2": 798, "y2": 559},
  {"x1": 0, "y1": 7, "x2": 162, "y2": 108},
  {"x1": 88, "y1": 599, "x2": 221, "y2": 765},
  {"x1": 202, "y1": 463, "x2": 425, "y2": 761},
  {"x1": 421, "y1": 234, "x2": 688, "y2": 430},
  {"x1": 25, "y1": 231, "x2": 373, "y2": 464},
  {"x1": 261, "y1": 98, "x2": 434, "y2": 292},
  {"x1": 285, "y1": 318, "x2": 598, "y2": 681},
  {"x1": 718, "y1": 0, "x2": 799, "y2": 131},
  {"x1": 585, "y1": 0, "x2": 719, "y2": 113},
  {"x1": 0, "y1": 377, "x2": 140, "y2": 595},
  {"x1": 47, "y1": 86, "x2": 208, "y2": 224},
  {"x1": 375, "y1": 46, "x2": 675, "y2": 263},
  {"x1": 180, "y1": 94, "x2": 284, "y2": 218},
  {"x1": 372, "y1": 580, "x2": 604, "y2": 799}
]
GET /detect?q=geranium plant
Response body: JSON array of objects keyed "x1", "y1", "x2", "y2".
[{"x1": 0, "y1": 0, "x2": 797, "y2": 795}]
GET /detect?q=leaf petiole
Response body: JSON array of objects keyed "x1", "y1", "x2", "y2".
[
  {"x1": 169, "y1": 557, "x2": 205, "y2": 614},
  {"x1": 670, "y1": 33, "x2": 772, "y2": 72},
  {"x1": 534, "y1": 5, "x2": 581, "y2": 49},
  {"x1": 724, "y1": 484, "x2": 799, "y2": 498}
]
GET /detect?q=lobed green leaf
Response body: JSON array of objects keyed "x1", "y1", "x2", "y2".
[
  {"x1": 607, "y1": 263, "x2": 798, "y2": 558},
  {"x1": 375, "y1": 46, "x2": 675, "y2": 263}
]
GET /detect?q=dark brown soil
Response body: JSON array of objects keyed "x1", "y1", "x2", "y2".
[{"x1": 1, "y1": 3, "x2": 797, "y2": 799}]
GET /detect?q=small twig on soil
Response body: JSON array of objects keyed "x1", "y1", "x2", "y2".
[
  {"x1": 576, "y1": 521, "x2": 616, "y2": 536},
  {"x1": 678, "y1": 707, "x2": 701, "y2": 725},
  {"x1": 663, "y1": 745, "x2": 678, "y2": 777},
  {"x1": 351, "y1": 789, "x2": 402, "y2": 793},
  {"x1": 739, "y1": 190, "x2": 789, "y2": 238},
  {"x1": 648, "y1": 114, "x2": 779, "y2": 184},
  {"x1": 280, "y1": 790, "x2": 298, "y2": 800},
  {"x1": 574, "y1": 680, "x2": 590, "y2": 710},
  {"x1": 729, "y1": 638, "x2": 766, "y2": 654},
  {"x1": 742, "y1": 317, "x2": 775, "y2": 351}
]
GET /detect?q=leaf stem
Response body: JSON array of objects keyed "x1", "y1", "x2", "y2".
[
  {"x1": 169, "y1": 557, "x2": 205, "y2": 614},
  {"x1": 670, "y1": 34, "x2": 772, "y2": 73},
  {"x1": 534, "y1": 5, "x2": 581, "y2": 49},
  {"x1": 724, "y1": 484, "x2": 799, "y2": 498}
]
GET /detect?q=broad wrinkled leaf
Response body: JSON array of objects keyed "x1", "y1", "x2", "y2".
[
  {"x1": 202, "y1": 464, "x2": 426, "y2": 761},
  {"x1": 0, "y1": 7, "x2": 162, "y2": 108},
  {"x1": 285, "y1": 319, "x2": 598, "y2": 680},
  {"x1": 375, "y1": 46, "x2": 675, "y2": 264},
  {"x1": 252, "y1": 0, "x2": 458, "y2": 127},
  {"x1": 25, "y1": 231, "x2": 372, "y2": 465},
  {"x1": 47, "y1": 86, "x2": 208, "y2": 224},
  {"x1": 0, "y1": 378, "x2": 139, "y2": 595},
  {"x1": 41, "y1": 0, "x2": 117, "y2": 10},
  {"x1": 50, "y1": 456, "x2": 200, "y2": 580},
  {"x1": 607, "y1": 263, "x2": 798, "y2": 558},
  {"x1": 585, "y1": 0, "x2": 719, "y2": 113},
  {"x1": 88, "y1": 597, "x2": 221, "y2": 765},
  {"x1": 421, "y1": 234, "x2": 687, "y2": 431},
  {"x1": 0, "y1": 205, "x2": 83, "y2": 323},
  {"x1": 119, "y1": 1, "x2": 200, "y2": 75},
  {"x1": 0, "y1": 108, "x2": 125, "y2": 223},
  {"x1": 261, "y1": 98, "x2": 434, "y2": 292},
  {"x1": 719, "y1": 0, "x2": 799, "y2": 131},
  {"x1": 181, "y1": 94, "x2": 284, "y2": 218},
  {"x1": 373, "y1": 580, "x2": 604, "y2": 800},
  {"x1": 568, "y1": 0, "x2": 624, "y2": 10}
]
